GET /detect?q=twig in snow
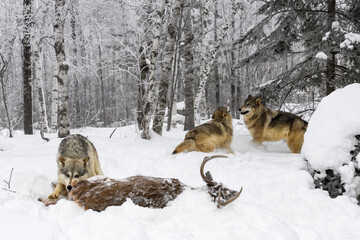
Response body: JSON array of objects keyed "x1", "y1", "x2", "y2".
[
  {"x1": 2, "y1": 168, "x2": 16, "y2": 193},
  {"x1": 109, "y1": 128, "x2": 117, "y2": 139}
]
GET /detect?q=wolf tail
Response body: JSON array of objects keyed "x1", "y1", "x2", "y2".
[{"x1": 172, "y1": 139, "x2": 196, "y2": 154}]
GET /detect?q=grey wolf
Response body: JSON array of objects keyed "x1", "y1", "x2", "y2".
[
  {"x1": 239, "y1": 95, "x2": 308, "y2": 153},
  {"x1": 48, "y1": 134, "x2": 103, "y2": 199},
  {"x1": 172, "y1": 106, "x2": 233, "y2": 154}
]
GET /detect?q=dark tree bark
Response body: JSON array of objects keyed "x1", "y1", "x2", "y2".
[
  {"x1": 183, "y1": 3, "x2": 195, "y2": 131},
  {"x1": 137, "y1": 46, "x2": 148, "y2": 131},
  {"x1": 0, "y1": 54, "x2": 12, "y2": 137},
  {"x1": 325, "y1": 0, "x2": 336, "y2": 96},
  {"x1": 71, "y1": 0, "x2": 82, "y2": 128},
  {"x1": 23, "y1": 0, "x2": 33, "y2": 135},
  {"x1": 214, "y1": 0, "x2": 220, "y2": 106}
]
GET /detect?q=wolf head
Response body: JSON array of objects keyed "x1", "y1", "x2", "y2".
[
  {"x1": 239, "y1": 95, "x2": 262, "y2": 116},
  {"x1": 58, "y1": 157, "x2": 90, "y2": 192},
  {"x1": 212, "y1": 106, "x2": 232, "y2": 122}
]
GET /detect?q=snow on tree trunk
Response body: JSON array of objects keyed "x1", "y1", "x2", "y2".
[
  {"x1": 183, "y1": 2, "x2": 195, "y2": 131},
  {"x1": 141, "y1": 0, "x2": 166, "y2": 140},
  {"x1": 32, "y1": 1, "x2": 49, "y2": 135},
  {"x1": 54, "y1": 0, "x2": 70, "y2": 138},
  {"x1": 194, "y1": 0, "x2": 236, "y2": 121},
  {"x1": 23, "y1": 0, "x2": 33, "y2": 135},
  {"x1": 153, "y1": 0, "x2": 182, "y2": 136},
  {"x1": 50, "y1": 56, "x2": 59, "y2": 133},
  {"x1": 194, "y1": 0, "x2": 210, "y2": 122}
]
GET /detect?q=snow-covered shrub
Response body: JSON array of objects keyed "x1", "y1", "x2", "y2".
[{"x1": 302, "y1": 83, "x2": 360, "y2": 203}]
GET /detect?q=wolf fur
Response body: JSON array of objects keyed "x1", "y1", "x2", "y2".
[
  {"x1": 172, "y1": 106, "x2": 233, "y2": 154},
  {"x1": 239, "y1": 95, "x2": 308, "y2": 153},
  {"x1": 48, "y1": 134, "x2": 103, "y2": 199}
]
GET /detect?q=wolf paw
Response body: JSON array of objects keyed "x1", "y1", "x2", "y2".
[{"x1": 48, "y1": 192, "x2": 60, "y2": 199}]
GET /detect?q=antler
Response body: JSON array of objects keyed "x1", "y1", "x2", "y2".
[{"x1": 200, "y1": 155, "x2": 243, "y2": 208}]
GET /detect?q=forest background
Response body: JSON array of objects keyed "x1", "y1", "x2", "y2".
[{"x1": 0, "y1": 0, "x2": 359, "y2": 139}]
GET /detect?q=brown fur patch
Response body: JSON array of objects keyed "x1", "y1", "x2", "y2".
[
  {"x1": 173, "y1": 106, "x2": 234, "y2": 154},
  {"x1": 240, "y1": 95, "x2": 308, "y2": 153},
  {"x1": 69, "y1": 177, "x2": 185, "y2": 211}
]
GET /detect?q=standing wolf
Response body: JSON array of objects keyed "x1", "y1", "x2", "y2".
[
  {"x1": 239, "y1": 95, "x2": 307, "y2": 153},
  {"x1": 48, "y1": 134, "x2": 103, "y2": 199},
  {"x1": 172, "y1": 106, "x2": 233, "y2": 154}
]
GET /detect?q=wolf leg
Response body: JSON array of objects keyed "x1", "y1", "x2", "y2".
[
  {"x1": 48, "y1": 183, "x2": 65, "y2": 199},
  {"x1": 287, "y1": 133, "x2": 304, "y2": 153}
]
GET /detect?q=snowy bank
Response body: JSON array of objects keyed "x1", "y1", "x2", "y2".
[{"x1": 302, "y1": 83, "x2": 360, "y2": 199}]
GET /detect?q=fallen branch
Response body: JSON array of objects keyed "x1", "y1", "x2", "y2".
[{"x1": 2, "y1": 168, "x2": 16, "y2": 193}]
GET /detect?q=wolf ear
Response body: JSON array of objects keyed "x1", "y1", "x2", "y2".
[
  {"x1": 58, "y1": 157, "x2": 66, "y2": 164},
  {"x1": 254, "y1": 97, "x2": 261, "y2": 105},
  {"x1": 248, "y1": 94, "x2": 253, "y2": 98},
  {"x1": 83, "y1": 157, "x2": 90, "y2": 165}
]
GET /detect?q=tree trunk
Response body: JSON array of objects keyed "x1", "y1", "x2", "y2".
[
  {"x1": 183, "y1": 2, "x2": 195, "y2": 131},
  {"x1": 214, "y1": 0, "x2": 220, "y2": 106},
  {"x1": 229, "y1": 0, "x2": 236, "y2": 116},
  {"x1": 153, "y1": 0, "x2": 182, "y2": 135},
  {"x1": 98, "y1": 45, "x2": 107, "y2": 127},
  {"x1": 0, "y1": 54, "x2": 12, "y2": 138},
  {"x1": 137, "y1": 46, "x2": 148, "y2": 131},
  {"x1": 194, "y1": 0, "x2": 210, "y2": 121},
  {"x1": 194, "y1": 0, "x2": 236, "y2": 120},
  {"x1": 50, "y1": 56, "x2": 58, "y2": 132},
  {"x1": 54, "y1": 0, "x2": 70, "y2": 138},
  {"x1": 71, "y1": 0, "x2": 81, "y2": 128},
  {"x1": 141, "y1": 0, "x2": 166, "y2": 140},
  {"x1": 23, "y1": 0, "x2": 33, "y2": 135},
  {"x1": 33, "y1": 30, "x2": 49, "y2": 134},
  {"x1": 325, "y1": 0, "x2": 336, "y2": 96}
]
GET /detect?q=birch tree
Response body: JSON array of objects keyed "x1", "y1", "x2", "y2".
[
  {"x1": 194, "y1": 0, "x2": 238, "y2": 121},
  {"x1": 152, "y1": 0, "x2": 182, "y2": 136},
  {"x1": 54, "y1": 0, "x2": 70, "y2": 138},
  {"x1": 141, "y1": 0, "x2": 167, "y2": 140},
  {"x1": 23, "y1": 0, "x2": 33, "y2": 134},
  {"x1": 32, "y1": 0, "x2": 49, "y2": 135}
]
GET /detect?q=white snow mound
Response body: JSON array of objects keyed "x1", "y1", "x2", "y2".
[{"x1": 302, "y1": 83, "x2": 360, "y2": 171}]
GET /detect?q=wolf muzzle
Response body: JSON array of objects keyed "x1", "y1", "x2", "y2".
[{"x1": 239, "y1": 109, "x2": 249, "y2": 115}]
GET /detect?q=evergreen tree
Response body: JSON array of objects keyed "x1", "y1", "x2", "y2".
[{"x1": 236, "y1": 0, "x2": 360, "y2": 109}]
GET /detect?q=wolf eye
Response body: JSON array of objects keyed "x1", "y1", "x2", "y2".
[
  {"x1": 74, "y1": 174, "x2": 79, "y2": 178},
  {"x1": 65, "y1": 173, "x2": 70, "y2": 178}
]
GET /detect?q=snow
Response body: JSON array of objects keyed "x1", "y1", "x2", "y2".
[
  {"x1": 1, "y1": 114, "x2": 360, "y2": 239},
  {"x1": 302, "y1": 83, "x2": 360, "y2": 170},
  {"x1": 332, "y1": 21, "x2": 340, "y2": 30},
  {"x1": 176, "y1": 101, "x2": 185, "y2": 110},
  {"x1": 302, "y1": 83, "x2": 360, "y2": 197},
  {"x1": 315, "y1": 51, "x2": 328, "y2": 60},
  {"x1": 340, "y1": 32, "x2": 360, "y2": 49}
]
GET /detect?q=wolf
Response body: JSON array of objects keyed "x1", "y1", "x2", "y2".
[
  {"x1": 239, "y1": 95, "x2": 308, "y2": 153},
  {"x1": 172, "y1": 106, "x2": 233, "y2": 154},
  {"x1": 48, "y1": 134, "x2": 104, "y2": 199}
]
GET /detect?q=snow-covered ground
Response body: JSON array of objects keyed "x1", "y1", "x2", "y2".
[{"x1": 1, "y1": 113, "x2": 360, "y2": 239}]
